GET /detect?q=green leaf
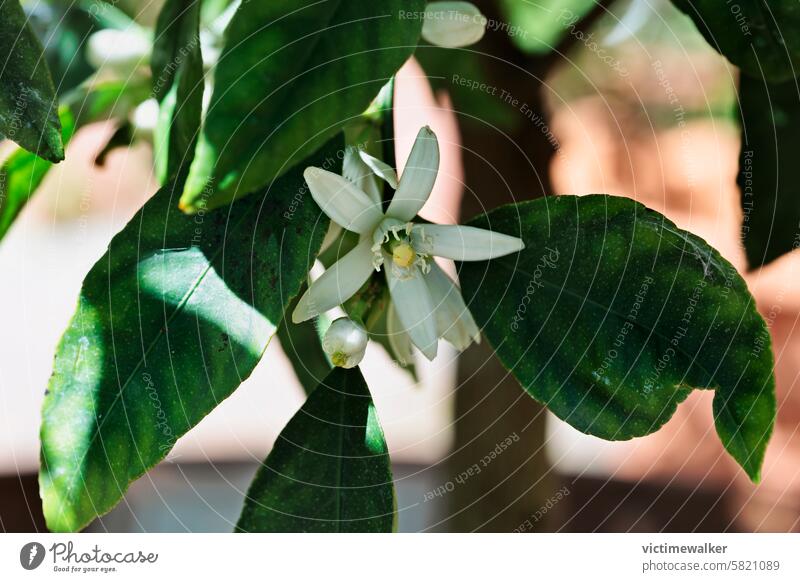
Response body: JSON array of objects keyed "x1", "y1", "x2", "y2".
[
  {"x1": 152, "y1": 0, "x2": 204, "y2": 184},
  {"x1": 0, "y1": 79, "x2": 150, "y2": 245},
  {"x1": 0, "y1": 106, "x2": 74, "y2": 241},
  {"x1": 0, "y1": 0, "x2": 64, "y2": 161},
  {"x1": 499, "y1": 0, "x2": 598, "y2": 54},
  {"x1": 672, "y1": 0, "x2": 800, "y2": 82},
  {"x1": 63, "y1": 77, "x2": 152, "y2": 129},
  {"x1": 460, "y1": 195, "x2": 776, "y2": 482},
  {"x1": 276, "y1": 290, "x2": 332, "y2": 396},
  {"x1": 26, "y1": 0, "x2": 96, "y2": 95},
  {"x1": 236, "y1": 366, "x2": 395, "y2": 532},
  {"x1": 76, "y1": 0, "x2": 139, "y2": 32},
  {"x1": 738, "y1": 75, "x2": 800, "y2": 267},
  {"x1": 39, "y1": 138, "x2": 341, "y2": 532},
  {"x1": 179, "y1": 0, "x2": 425, "y2": 212}
]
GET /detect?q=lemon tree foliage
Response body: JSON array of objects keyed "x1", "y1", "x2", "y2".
[
  {"x1": 180, "y1": 0, "x2": 426, "y2": 211},
  {"x1": 0, "y1": 0, "x2": 63, "y2": 161},
  {"x1": 672, "y1": 0, "x2": 800, "y2": 83},
  {"x1": 737, "y1": 76, "x2": 800, "y2": 268},
  {"x1": 460, "y1": 196, "x2": 775, "y2": 481},
  {"x1": 0, "y1": 0, "x2": 781, "y2": 532},
  {"x1": 237, "y1": 367, "x2": 394, "y2": 533},
  {"x1": 40, "y1": 140, "x2": 338, "y2": 532}
]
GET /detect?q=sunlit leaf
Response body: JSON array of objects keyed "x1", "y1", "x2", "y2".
[{"x1": 39, "y1": 138, "x2": 339, "y2": 532}]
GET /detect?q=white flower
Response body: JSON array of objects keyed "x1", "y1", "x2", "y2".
[
  {"x1": 421, "y1": 1, "x2": 487, "y2": 49},
  {"x1": 323, "y1": 318, "x2": 368, "y2": 368},
  {"x1": 293, "y1": 126, "x2": 525, "y2": 361}
]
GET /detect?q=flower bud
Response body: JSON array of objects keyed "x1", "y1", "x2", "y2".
[
  {"x1": 87, "y1": 28, "x2": 151, "y2": 77},
  {"x1": 421, "y1": 2, "x2": 487, "y2": 48},
  {"x1": 131, "y1": 98, "x2": 159, "y2": 142},
  {"x1": 323, "y1": 318, "x2": 368, "y2": 368}
]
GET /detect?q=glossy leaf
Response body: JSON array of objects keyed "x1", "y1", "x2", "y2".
[
  {"x1": 152, "y1": 0, "x2": 204, "y2": 184},
  {"x1": 0, "y1": 0, "x2": 63, "y2": 161},
  {"x1": 0, "y1": 79, "x2": 150, "y2": 244},
  {"x1": 738, "y1": 75, "x2": 800, "y2": 267},
  {"x1": 460, "y1": 195, "x2": 776, "y2": 481},
  {"x1": 237, "y1": 366, "x2": 395, "y2": 532},
  {"x1": 39, "y1": 139, "x2": 339, "y2": 532},
  {"x1": 180, "y1": 0, "x2": 425, "y2": 212},
  {"x1": 673, "y1": 0, "x2": 800, "y2": 82},
  {"x1": 0, "y1": 106, "x2": 74, "y2": 241}
]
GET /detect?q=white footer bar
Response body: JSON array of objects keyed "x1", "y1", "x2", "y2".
[{"x1": 1, "y1": 533, "x2": 797, "y2": 580}]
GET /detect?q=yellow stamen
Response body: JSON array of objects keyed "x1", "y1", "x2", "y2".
[
  {"x1": 392, "y1": 242, "x2": 416, "y2": 268},
  {"x1": 331, "y1": 352, "x2": 349, "y2": 367}
]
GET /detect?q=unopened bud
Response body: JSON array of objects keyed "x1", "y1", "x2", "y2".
[
  {"x1": 421, "y1": 2, "x2": 487, "y2": 49},
  {"x1": 323, "y1": 318, "x2": 368, "y2": 368},
  {"x1": 87, "y1": 28, "x2": 151, "y2": 77}
]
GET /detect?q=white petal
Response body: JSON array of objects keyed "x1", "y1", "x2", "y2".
[
  {"x1": 387, "y1": 303, "x2": 415, "y2": 365},
  {"x1": 343, "y1": 148, "x2": 382, "y2": 205},
  {"x1": 421, "y1": 2, "x2": 487, "y2": 49},
  {"x1": 385, "y1": 264, "x2": 438, "y2": 360},
  {"x1": 359, "y1": 150, "x2": 399, "y2": 189},
  {"x1": 292, "y1": 238, "x2": 374, "y2": 323},
  {"x1": 304, "y1": 167, "x2": 383, "y2": 234},
  {"x1": 318, "y1": 221, "x2": 342, "y2": 254},
  {"x1": 425, "y1": 262, "x2": 480, "y2": 351},
  {"x1": 387, "y1": 126, "x2": 439, "y2": 221},
  {"x1": 412, "y1": 224, "x2": 524, "y2": 261}
]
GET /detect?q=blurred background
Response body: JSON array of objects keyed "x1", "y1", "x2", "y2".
[{"x1": 1, "y1": 0, "x2": 799, "y2": 532}]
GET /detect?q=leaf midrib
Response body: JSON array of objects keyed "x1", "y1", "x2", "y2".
[{"x1": 59, "y1": 192, "x2": 279, "y2": 516}]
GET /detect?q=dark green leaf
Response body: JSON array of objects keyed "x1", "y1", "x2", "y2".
[
  {"x1": 152, "y1": 0, "x2": 204, "y2": 183},
  {"x1": 673, "y1": 0, "x2": 800, "y2": 82},
  {"x1": 179, "y1": 0, "x2": 425, "y2": 212},
  {"x1": 460, "y1": 195, "x2": 776, "y2": 481},
  {"x1": 0, "y1": 0, "x2": 63, "y2": 161},
  {"x1": 39, "y1": 138, "x2": 341, "y2": 532},
  {"x1": 738, "y1": 75, "x2": 800, "y2": 267},
  {"x1": 0, "y1": 106, "x2": 74, "y2": 241},
  {"x1": 236, "y1": 366, "x2": 395, "y2": 532},
  {"x1": 276, "y1": 290, "x2": 332, "y2": 396},
  {"x1": 0, "y1": 79, "x2": 149, "y2": 245}
]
